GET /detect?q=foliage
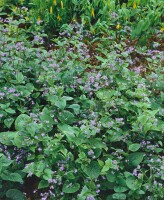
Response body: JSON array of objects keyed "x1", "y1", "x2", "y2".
[
  {"x1": 0, "y1": 1, "x2": 164, "y2": 200},
  {"x1": 1, "y1": 0, "x2": 164, "y2": 44}
]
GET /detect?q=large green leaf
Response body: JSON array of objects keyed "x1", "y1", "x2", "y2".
[
  {"x1": 0, "y1": 154, "x2": 13, "y2": 168},
  {"x1": 38, "y1": 180, "x2": 49, "y2": 189},
  {"x1": 13, "y1": 132, "x2": 25, "y2": 148},
  {"x1": 128, "y1": 143, "x2": 141, "y2": 152},
  {"x1": 1, "y1": 172, "x2": 23, "y2": 183},
  {"x1": 101, "y1": 158, "x2": 113, "y2": 173},
  {"x1": 112, "y1": 193, "x2": 126, "y2": 200},
  {"x1": 26, "y1": 122, "x2": 42, "y2": 136},
  {"x1": 77, "y1": 186, "x2": 89, "y2": 200},
  {"x1": 58, "y1": 124, "x2": 78, "y2": 142},
  {"x1": 127, "y1": 152, "x2": 144, "y2": 167},
  {"x1": 84, "y1": 161, "x2": 101, "y2": 179},
  {"x1": 15, "y1": 72, "x2": 24, "y2": 83},
  {"x1": 55, "y1": 98, "x2": 67, "y2": 110},
  {"x1": 43, "y1": 168, "x2": 53, "y2": 180},
  {"x1": 62, "y1": 181, "x2": 80, "y2": 193},
  {"x1": 40, "y1": 107, "x2": 54, "y2": 132},
  {"x1": 0, "y1": 131, "x2": 17, "y2": 146},
  {"x1": 6, "y1": 189, "x2": 25, "y2": 200},
  {"x1": 5, "y1": 108, "x2": 16, "y2": 114},
  {"x1": 96, "y1": 89, "x2": 115, "y2": 100},
  {"x1": 15, "y1": 114, "x2": 31, "y2": 131},
  {"x1": 89, "y1": 138, "x2": 106, "y2": 148},
  {"x1": 68, "y1": 104, "x2": 80, "y2": 115},
  {"x1": 114, "y1": 185, "x2": 128, "y2": 193},
  {"x1": 4, "y1": 118, "x2": 14, "y2": 128},
  {"x1": 106, "y1": 173, "x2": 116, "y2": 183},
  {"x1": 58, "y1": 110, "x2": 75, "y2": 124},
  {"x1": 126, "y1": 175, "x2": 142, "y2": 191}
]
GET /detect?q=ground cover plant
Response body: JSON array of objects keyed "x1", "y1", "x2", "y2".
[{"x1": 0, "y1": 0, "x2": 164, "y2": 200}]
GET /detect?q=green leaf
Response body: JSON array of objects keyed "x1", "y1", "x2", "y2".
[
  {"x1": 96, "y1": 89, "x2": 115, "y2": 100},
  {"x1": 26, "y1": 83, "x2": 34, "y2": 92},
  {"x1": 26, "y1": 123, "x2": 42, "y2": 136},
  {"x1": 58, "y1": 124, "x2": 78, "y2": 142},
  {"x1": 36, "y1": 163, "x2": 46, "y2": 177},
  {"x1": 84, "y1": 161, "x2": 101, "y2": 179},
  {"x1": 15, "y1": 114, "x2": 31, "y2": 131},
  {"x1": 13, "y1": 132, "x2": 25, "y2": 148},
  {"x1": 95, "y1": 55, "x2": 107, "y2": 62},
  {"x1": 0, "y1": 131, "x2": 17, "y2": 146},
  {"x1": 89, "y1": 138, "x2": 106, "y2": 148},
  {"x1": 55, "y1": 98, "x2": 66, "y2": 110},
  {"x1": 77, "y1": 186, "x2": 89, "y2": 200},
  {"x1": 65, "y1": 171, "x2": 75, "y2": 180},
  {"x1": 58, "y1": 110, "x2": 75, "y2": 124},
  {"x1": 1, "y1": 172, "x2": 23, "y2": 183},
  {"x1": 126, "y1": 176, "x2": 142, "y2": 191},
  {"x1": 112, "y1": 193, "x2": 126, "y2": 200},
  {"x1": 43, "y1": 169, "x2": 53, "y2": 180},
  {"x1": 61, "y1": 71, "x2": 74, "y2": 84},
  {"x1": 106, "y1": 173, "x2": 116, "y2": 182},
  {"x1": 127, "y1": 152, "x2": 144, "y2": 167},
  {"x1": 129, "y1": 143, "x2": 141, "y2": 152},
  {"x1": 155, "y1": 148, "x2": 163, "y2": 153},
  {"x1": 38, "y1": 180, "x2": 49, "y2": 189},
  {"x1": 101, "y1": 158, "x2": 113, "y2": 173},
  {"x1": 68, "y1": 104, "x2": 80, "y2": 115},
  {"x1": 117, "y1": 176, "x2": 127, "y2": 187},
  {"x1": 0, "y1": 154, "x2": 13, "y2": 167},
  {"x1": 101, "y1": 116, "x2": 111, "y2": 128},
  {"x1": 5, "y1": 108, "x2": 16, "y2": 114},
  {"x1": 15, "y1": 72, "x2": 24, "y2": 83},
  {"x1": 62, "y1": 96, "x2": 73, "y2": 101},
  {"x1": 137, "y1": 190, "x2": 145, "y2": 195},
  {"x1": 4, "y1": 118, "x2": 14, "y2": 128},
  {"x1": 40, "y1": 107, "x2": 54, "y2": 132},
  {"x1": 114, "y1": 185, "x2": 128, "y2": 193},
  {"x1": 0, "y1": 103, "x2": 9, "y2": 109},
  {"x1": 62, "y1": 181, "x2": 80, "y2": 193},
  {"x1": 138, "y1": 115, "x2": 148, "y2": 125},
  {"x1": 6, "y1": 189, "x2": 25, "y2": 200}
]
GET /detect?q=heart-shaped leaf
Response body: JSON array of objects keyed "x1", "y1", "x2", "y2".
[
  {"x1": 15, "y1": 114, "x2": 31, "y2": 131},
  {"x1": 127, "y1": 152, "x2": 144, "y2": 167},
  {"x1": 84, "y1": 161, "x2": 101, "y2": 179},
  {"x1": 62, "y1": 181, "x2": 80, "y2": 193},
  {"x1": 6, "y1": 189, "x2": 25, "y2": 200},
  {"x1": 129, "y1": 143, "x2": 141, "y2": 152}
]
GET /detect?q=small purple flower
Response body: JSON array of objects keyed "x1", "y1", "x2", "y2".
[
  {"x1": 88, "y1": 150, "x2": 94, "y2": 156},
  {"x1": 86, "y1": 195, "x2": 95, "y2": 200},
  {"x1": 133, "y1": 169, "x2": 138, "y2": 176},
  {"x1": 59, "y1": 165, "x2": 65, "y2": 171},
  {"x1": 96, "y1": 189, "x2": 100, "y2": 193}
]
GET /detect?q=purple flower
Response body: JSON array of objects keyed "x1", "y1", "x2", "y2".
[
  {"x1": 96, "y1": 189, "x2": 100, "y2": 193},
  {"x1": 133, "y1": 169, "x2": 138, "y2": 176},
  {"x1": 0, "y1": 92, "x2": 5, "y2": 96},
  {"x1": 8, "y1": 88, "x2": 16, "y2": 93},
  {"x1": 88, "y1": 150, "x2": 94, "y2": 156},
  {"x1": 86, "y1": 195, "x2": 95, "y2": 200},
  {"x1": 59, "y1": 165, "x2": 65, "y2": 171}
]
